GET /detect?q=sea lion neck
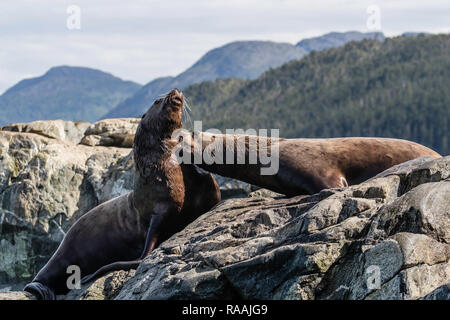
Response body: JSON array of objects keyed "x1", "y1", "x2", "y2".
[
  {"x1": 133, "y1": 88, "x2": 184, "y2": 180},
  {"x1": 133, "y1": 126, "x2": 170, "y2": 179}
]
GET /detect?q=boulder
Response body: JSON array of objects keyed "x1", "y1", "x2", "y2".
[
  {"x1": 64, "y1": 270, "x2": 136, "y2": 300},
  {"x1": 115, "y1": 156, "x2": 449, "y2": 300},
  {"x1": 80, "y1": 118, "x2": 140, "y2": 148},
  {"x1": 212, "y1": 174, "x2": 252, "y2": 198},
  {"x1": 0, "y1": 129, "x2": 131, "y2": 284},
  {"x1": 421, "y1": 283, "x2": 450, "y2": 300},
  {"x1": 1, "y1": 120, "x2": 90, "y2": 144}
]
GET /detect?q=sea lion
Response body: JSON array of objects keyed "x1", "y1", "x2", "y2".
[
  {"x1": 175, "y1": 130, "x2": 441, "y2": 196},
  {"x1": 24, "y1": 89, "x2": 221, "y2": 300}
]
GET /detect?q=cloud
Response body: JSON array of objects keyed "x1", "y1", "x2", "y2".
[{"x1": 0, "y1": 0, "x2": 449, "y2": 93}]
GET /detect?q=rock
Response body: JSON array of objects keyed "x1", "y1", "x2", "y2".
[
  {"x1": 1, "y1": 120, "x2": 90, "y2": 144},
  {"x1": 0, "y1": 282, "x2": 27, "y2": 292},
  {"x1": 1, "y1": 121, "x2": 448, "y2": 300},
  {"x1": 0, "y1": 120, "x2": 258, "y2": 288},
  {"x1": 0, "y1": 209, "x2": 58, "y2": 284},
  {"x1": 248, "y1": 188, "x2": 284, "y2": 198},
  {"x1": 373, "y1": 156, "x2": 450, "y2": 194},
  {"x1": 80, "y1": 118, "x2": 140, "y2": 148},
  {"x1": 365, "y1": 260, "x2": 449, "y2": 300},
  {"x1": 115, "y1": 156, "x2": 449, "y2": 300},
  {"x1": 0, "y1": 129, "x2": 131, "y2": 284},
  {"x1": 64, "y1": 270, "x2": 135, "y2": 300},
  {"x1": 0, "y1": 291, "x2": 35, "y2": 300},
  {"x1": 421, "y1": 283, "x2": 450, "y2": 300}
]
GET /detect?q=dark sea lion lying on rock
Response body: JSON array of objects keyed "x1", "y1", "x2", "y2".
[
  {"x1": 24, "y1": 89, "x2": 221, "y2": 299},
  {"x1": 176, "y1": 130, "x2": 441, "y2": 196}
]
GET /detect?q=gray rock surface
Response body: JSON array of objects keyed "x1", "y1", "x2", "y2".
[
  {"x1": 0, "y1": 128, "x2": 131, "y2": 284},
  {"x1": 0, "y1": 120, "x2": 252, "y2": 286},
  {"x1": 1, "y1": 120, "x2": 90, "y2": 144},
  {"x1": 64, "y1": 270, "x2": 136, "y2": 300},
  {"x1": 80, "y1": 118, "x2": 140, "y2": 148},
  {"x1": 420, "y1": 283, "x2": 450, "y2": 300},
  {"x1": 115, "y1": 156, "x2": 449, "y2": 300}
]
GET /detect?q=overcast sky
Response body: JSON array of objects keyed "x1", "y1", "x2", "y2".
[{"x1": 0, "y1": 0, "x2": 449, "y2": 94}]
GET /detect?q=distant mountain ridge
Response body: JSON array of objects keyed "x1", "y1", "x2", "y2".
[
  {"x1": 0, "y1": 66, "x2": 141, "y2": 125},
  {"x1": 2, "y1": 30, "x2": 424, "y2": 124},
  {"x1": 104, "y1": 31, "x2": 386, "y2": 119},
  {"x1": 103, "y1": 41, "x2": 307, "y2": 118},
  {"x1": 296, "y1": 31, "x2": 385, "y2": 52}
]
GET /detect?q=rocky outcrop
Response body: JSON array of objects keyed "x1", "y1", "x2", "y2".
[
  {"x1": 421, "y1": 283, "x2": 450, "y2": 300},
  {"x1": 80, "y1": 118, "x2": 140, "y2": 148},
  {"x1": 0, "y1": 119, "x2": 448, "y2": 300},
  {"x1": 0, "y1": 291, "x2": 36, "y2": 300},
  {"x1": 112, "y1": 156, "x2": 448, "y2": 300},
  {"x1": 0, "y1": 130, "x2": 131, "y2": 284},
  {"x1": 19, "y1": 155, "x2": 445, "y2": 301},
  {"x1": 63, "y1": 270, "x2": 136, "y2": 300},
  {"x1": 1, "y1": 120, "x2": 91, "y2": 144},
  {"x1": 0, "y1": 119, "x2": 250, "y2": 286}
]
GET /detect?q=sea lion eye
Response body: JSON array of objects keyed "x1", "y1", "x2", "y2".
[{"x1": 141, "y1": 114, "x2": 145, "y2": 119}]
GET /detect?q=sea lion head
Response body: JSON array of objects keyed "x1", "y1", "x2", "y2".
[
  {"x1": 139, "y1": 88, "x2": 184, "y2": 138},
  {"x1": 134, "y1": 88, "x2": 184, "y2": 178}
]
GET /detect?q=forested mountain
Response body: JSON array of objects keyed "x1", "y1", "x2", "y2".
[
  {"x1": 103, "y1": 41, "x2": 306, "y2": 118},
  {"x1": 0, "y1": 66, "x2": 141, "y2": 124},
  {"x1": 104, "y1": 31, "x2": 384, "y2": 119},
  {"x1": 184, "y1": 34, "x2": 450, "y2": 155}
]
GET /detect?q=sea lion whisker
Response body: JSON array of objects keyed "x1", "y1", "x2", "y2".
[
  {"x1": 182, "y1": 107, "x2": 193, "y2": 130},
  {"x1": 158, "y1": 91, "x2": 171, "y2": 98}
]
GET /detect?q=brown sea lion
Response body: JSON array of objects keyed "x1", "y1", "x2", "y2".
[
  {"x1": 23, "y1": 89, "x2": 221, "y2": 300},
  {"x1": 175, "y1": 130, "x2": 441, "y2": 196}
]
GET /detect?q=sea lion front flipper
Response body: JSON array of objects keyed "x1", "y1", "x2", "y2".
[
  {"x1": 23, "y1": 281, "x2": 56, "y2": 300},
  {"x1": 80, "y1": 214, "x2": 165, "y2": 285}
]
